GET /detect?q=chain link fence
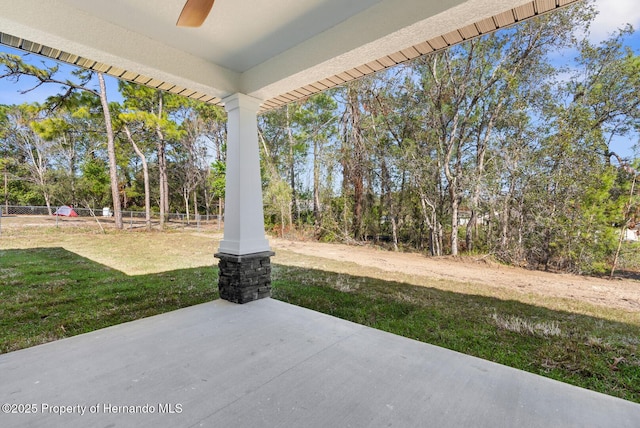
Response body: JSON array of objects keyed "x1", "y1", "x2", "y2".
[{"x1": 0, "y1": 205, "x2": 223, "y2": 233}]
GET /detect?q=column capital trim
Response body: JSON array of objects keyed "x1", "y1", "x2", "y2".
[{"x1": 223, "y1": 93, "x2": 263, "y2": 113}]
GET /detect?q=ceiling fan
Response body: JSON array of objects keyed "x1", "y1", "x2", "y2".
[{"x1": 176, "y1": 0, "x2": 215, "y2": 27}]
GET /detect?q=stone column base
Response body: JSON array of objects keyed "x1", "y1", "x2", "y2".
[{"x1": 214, "y1": 251, "x2": 275, "y2": 304}]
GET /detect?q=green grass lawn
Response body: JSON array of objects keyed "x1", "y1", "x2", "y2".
[
  {"x1": 0, "y1": 247, "x2": 217, "y2": 353},
  {"x1": 1, "y1": 241, "x2": 639, "y2": 404}
]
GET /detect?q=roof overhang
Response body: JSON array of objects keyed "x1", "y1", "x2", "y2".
[{"x1": 0, "y1": 0, "x2": 581, "y2": 111}]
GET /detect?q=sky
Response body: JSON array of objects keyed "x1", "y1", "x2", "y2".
[
  {"x1": 589, "y1": 0, "x2": 640, "y2": 43},
  {"x1": 0, "y1": 0, "x2": 639, "y2": 155}
]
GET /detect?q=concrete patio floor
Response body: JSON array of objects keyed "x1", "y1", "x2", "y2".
[{"x1": 1, "y1": 298, "x2": 639, "y2": 427}]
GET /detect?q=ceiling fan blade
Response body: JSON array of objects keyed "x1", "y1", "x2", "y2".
[{"x1": 176, "y1": 0, "x2": 215, "y2": 27}]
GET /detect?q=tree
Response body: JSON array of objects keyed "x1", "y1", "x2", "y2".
[
  {"x1": 408, "y1": 5, "x2": 591, "y2": 255},
  {"x1": 610, "y1": 161, "x2": 640, "y2": 277},
  {"x1": 568, "y1": 26, "x2": 640, "y2": 164},
  {"x1": 0, "y1": 54, "x2": 124, "y2": 228},
  {"x1": 174, "y1": 101, "x2": 211, "y2": 223},
  {"x1": 259, "y1": 102, "x2": 307, "y2": 227},
  {"x1": 195, "y1": 102, "x2": 227, "y2": 218},
  {"x1": 207, "y1": 160, "x2": 225, "y2": 223},
  {"x1": 32, "y1": 91, "x2": 100, "y2": 207},
  {"x1": 340, "y1": 81, "x2": 372, "y2": 240},
  {"x1": 529, "y1": 26, "x2": 640, "y2": 273},
  {"x1": 120, "y1": 121, "x2": 152, "y2": 230},
  {"x1": 96, "y1": 73, "x2": 123, "y2": 228},
  {"x1": 0, "y1": 105, "x2": 16, "y2": 213},
  {"x1": 118, "y1": 82, "x2": 185, "y2": 228},
  {"x1": 3, "y1": 104, "x2": 55, "y2": 213},
  {"x1": 295, "y1": 93, "x2": 337, "y2": 237}
]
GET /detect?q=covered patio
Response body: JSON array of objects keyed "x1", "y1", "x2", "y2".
[{"x1": 2, "y1": 0, "x2": 640, "y2": 426}]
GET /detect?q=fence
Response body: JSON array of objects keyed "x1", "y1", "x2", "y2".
[{"x1": 0, "y1": 205, "x2": 223, "y2": 233}]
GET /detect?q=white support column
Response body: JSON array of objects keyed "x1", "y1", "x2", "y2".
[{"x1": 218, "y1": 93, "x2": 270, "y2": 256}]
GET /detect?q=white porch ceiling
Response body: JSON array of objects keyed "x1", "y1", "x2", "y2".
[{"x1": 0, "y1": 0, "x2": 580, "y2": 111}]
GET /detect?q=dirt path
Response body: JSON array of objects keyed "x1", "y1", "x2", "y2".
[
  {"x1": 2, "y1": 215, "x2": 638, "y2": 313},
  {"x1": 270, "y1": 238, "x2": 640, "y2": 312}
]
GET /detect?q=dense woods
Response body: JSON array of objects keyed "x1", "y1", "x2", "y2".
[{"x1": 1, "y1": 2, "x2": 639, "y2": 274}]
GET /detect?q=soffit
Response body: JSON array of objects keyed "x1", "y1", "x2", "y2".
[{"x1": 0, "y1": 0, "x2": 581, "y2": 111}]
